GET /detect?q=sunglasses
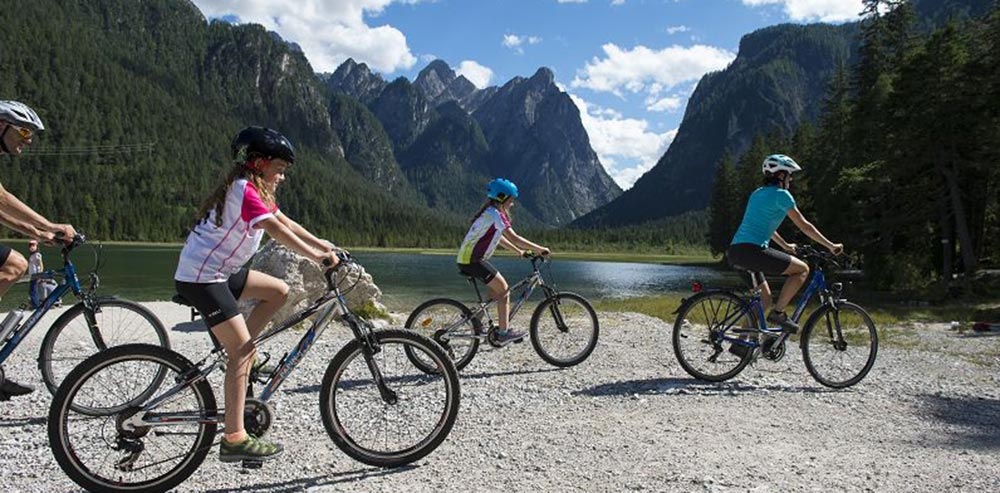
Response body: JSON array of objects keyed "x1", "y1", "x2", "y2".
[{"x1": 8, "y1": 124, "x2": 32, "y2": 140}]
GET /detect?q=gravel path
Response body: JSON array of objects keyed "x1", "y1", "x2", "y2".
[{"x1": 2, "y1": 302, "x2": 999, "y2": 492}]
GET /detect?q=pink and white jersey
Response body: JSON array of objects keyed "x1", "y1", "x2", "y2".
[
  {"x1": 175, "y1": 179, "x2": 278, "y2": 283},
  {"x1": 456, "y1": 207, "x2": 511, "y2": 264}
]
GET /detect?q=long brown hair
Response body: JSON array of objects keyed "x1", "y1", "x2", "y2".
[
  {"x1": 470, "y1": 198, "x2": 513, "y2": 225},
  {"x1": 195, "y1": 163, "x2": 276, "y2": 227}
]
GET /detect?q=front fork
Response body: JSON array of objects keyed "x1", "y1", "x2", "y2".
[
  {"x1": 81, "y1": 296, "x2": 109, "y2": 351},
  {"x1": 345, "y1": 313, "x2": 397, "y2": 405}
]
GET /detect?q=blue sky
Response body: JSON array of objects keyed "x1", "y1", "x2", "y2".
[{"x1": 190, "y1": 0, "x2": 863, "y2": 189}]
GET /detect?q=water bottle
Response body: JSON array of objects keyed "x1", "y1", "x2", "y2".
[{"x1": 0, "y1": 309, "x2": 26, "y2": 343}]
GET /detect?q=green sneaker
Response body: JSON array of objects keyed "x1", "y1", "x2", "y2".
[{"x1": 219, "y1": 434, "x2": 284, "y2": 463}]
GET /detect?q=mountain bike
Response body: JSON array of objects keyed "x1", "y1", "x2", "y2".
[
  {"x1": 672, "y1": 245, "x2": 877, "y2": 389},
  {"x1": 48, "y1": 253, "x2": 461, "y2": 493},
  {"x1": 405, "y1": 253, "x2": 599, "y2": 373},
  {"x1": 0, "y1": 234, "x2": 168, "y2": 405}
]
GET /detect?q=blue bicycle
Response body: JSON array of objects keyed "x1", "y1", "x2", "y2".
[
  {"x1": 671, "y1": 245, "x2": 878, "y2": 388},
  {"x1": 0, "y1": 234, "x2": 168, "y2": 402}
]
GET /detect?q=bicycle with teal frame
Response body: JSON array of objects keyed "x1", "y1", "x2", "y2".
[
  {"x1": 671, "y1": 245, "x2": 878, "y2": 388},
  {"x1": 0, "y1": 233, "x2": 168, "y2": 404}
]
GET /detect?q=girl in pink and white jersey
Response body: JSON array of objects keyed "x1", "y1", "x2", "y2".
[{"x1": 175, "y1": 126, "x2": 338, "y2": 463}]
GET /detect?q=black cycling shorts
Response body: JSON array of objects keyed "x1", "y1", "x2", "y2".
[
  {"x1": 457, "y1": 260, "x2": 499, "y2": 284},
  {"x1": 175, "y1": 267, "x2": 250, "y2": 327},
  {"x1": 727, "y1": 243, "x2": 793, "y2": 287},
  {"x1": 0, "y1": 244, "x2": 11, "y2": 268}
]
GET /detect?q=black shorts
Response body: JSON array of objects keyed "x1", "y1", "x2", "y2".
[
  {"x1": 727, "y1": 243, "x2": 793, "y2": 287},
  {"x1": 175, "y1": 267, "x2": 250, "y2": 327},
  {"x1": 0, "y1": 244, "x2": 11, "y2": 267},
  {"x1": 458, "y1": 260, "x2": 499, "y2": 284}
]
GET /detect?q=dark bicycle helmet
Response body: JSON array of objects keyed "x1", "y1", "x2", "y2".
[
  {"x1": 486, "y1": 178, "x2": 519, "y2": 202},
  {"x1": 231, "y1": 126, "x2": 295, "y2": 165}
]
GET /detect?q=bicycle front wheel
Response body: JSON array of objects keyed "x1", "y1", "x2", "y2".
[
  {"x1": 801, "y1": 302, "x2": 878, "y2": 389},
  {"x1": 672, "y1": 291, "x2": 756, "y2": 382},
  {"x1": 39, "y1": 297, "x2": 170, "y2": 398},
  {"x1": 529, "y1": 292, "x2": 599, "y2": 367},
  {"x1": 404, "y1": 298, "x2": 482, "y2": 373},
  {"x1": 48, "y1": 344, "x2": 217, "y2": 493},
  {"x1": 320, "y1": 329, "x2": 460, "y2": 468}
]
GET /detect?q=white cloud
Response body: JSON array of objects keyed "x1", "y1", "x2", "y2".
[
  {"x1": 611, "y1": 0, "x2": 626, "y2": 5},
  {"x1": 502, "y1": 34, "x2": 542, "y2": 54},
  {"x1": 741, "y1": 0, "x2": 863, "y2": 22},
  {"x1": 570, "y1": 94, "x2": 676, "y2": 189},
  {"x1": 666, "y1": 25, "x2": 690, "y2": 35},
  {"x1": 571, "y1": 43, "x2": 735, "y2": 97},
  {"x1": 645, "y1": 96, "x2": 682, "y2": 113},
  {"x1": 556, "y1": 0, "x2": 588, "y2": 3},
  {"x1": 190, "y1": 0, "x2": 419, "y2": 73},
  {"x1": 456, "y1": 60, "x2": 494, "y2": 88}
]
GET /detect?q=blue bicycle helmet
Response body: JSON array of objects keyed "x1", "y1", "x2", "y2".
[{"x1": 486, "y1": 178, "x2": 519, "y2": 202}]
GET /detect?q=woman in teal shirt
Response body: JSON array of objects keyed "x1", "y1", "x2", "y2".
[{"x1": 727, "y1": 154, "x2": 843, "y2": 334}]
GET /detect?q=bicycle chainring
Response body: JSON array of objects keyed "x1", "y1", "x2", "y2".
[
  {"x1": 244, "y1": 398, "x2": 273, "y2": 437},
  {"x1": 762, "y1": 338, "x2": 786, "y2": 361}
]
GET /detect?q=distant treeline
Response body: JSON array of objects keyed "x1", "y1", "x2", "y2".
[{"x1": 708, "y1": 0, "x2": 1000, "y2": 288}]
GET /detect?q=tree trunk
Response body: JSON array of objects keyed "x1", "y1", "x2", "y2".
[
  {"x1": 940, "y1": 163, "x2": 978, "y2": 276},
  {"x1": 939, "y1": 200, "x2": 952, "y2": 281}
]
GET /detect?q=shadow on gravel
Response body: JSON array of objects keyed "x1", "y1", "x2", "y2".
[
  {"x1": 573, "y1": 377, "x2": 838, "y2": 397},
  {"x1": 918, "y1": 394, "x2": 1000, "y2": 450},
  {"x1": 284, "y1": 367, "x2": 561, "y2": 395},
  {"x1": 0, "y1": 416, "x2": 46, "y2": 427},
  {"x1": 201, "y1": 466, "x2": 415, "y2": 493},
  {"x1": 171, "y1": 319, "x2": 208, "y2": 333}
]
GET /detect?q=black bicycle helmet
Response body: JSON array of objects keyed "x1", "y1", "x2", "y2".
[{"x1": 231, "y1": 126, "x2": 295, "y2": 165}]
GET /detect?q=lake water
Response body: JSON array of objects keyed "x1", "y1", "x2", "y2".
[{"x1": 1, "y1": 243, "x2": 728, "y2": 311}]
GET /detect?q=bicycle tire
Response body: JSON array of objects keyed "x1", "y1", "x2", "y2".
[
  {"x1": 48, "y1": 344, "x2": 217, "y2": 493},
  {"x1": 529, "y1": 292, "x2": 599, "y2": 367},
  {"x1": 320, "y1": 329, "x2": 460, "y2": 467},
  {"x1": 672, "y1": 290, "x2": 756, "y2": 382},
  {"x1": 404, "y1": 298, "x2": 482, "y2": 373},
  {"x1": 801, "y1": 302, "x2": 878, "y2": 389},
  {"x1": 38, "y1": 297, "x2": 169, "y2": 413}
]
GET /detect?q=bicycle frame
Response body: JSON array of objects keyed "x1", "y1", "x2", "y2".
[
  {"x1": 716, "y1": 267, "x2": 837, "y2": 350},
  {"x1": 125, "y1": 262, "x2": 392, "y2": 430},
  {"x1": 459, "y1": 257, "x2": 556, "y2": 336},
  {"x1": 0, "y1": 253, "x2": 89, "y2": 366}
]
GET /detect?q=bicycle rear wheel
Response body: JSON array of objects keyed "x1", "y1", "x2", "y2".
[
  {"x1": 39, "y1": 297, "x2": 170, "y2": 401},
  {"x1": 672, "y1": 291, "x2": 756, "y2": 382},
  {"x1": 529, "y1": 292, "x2": 599, "y2": 367},
  {"x1": 48, "y1": 344, "x2": 217, "y2": 493},
  {"x1": 404, "y1": 298, "x2": 482, "y2": 373},
  {"x1": 801, "y1": 302, "x2": 878, "y2": 389},
  {"x1": 320, "y1": 329, "x2": 460, "y2": 467}
]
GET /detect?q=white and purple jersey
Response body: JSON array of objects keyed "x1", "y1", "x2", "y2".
[
  {"x1": 175, "y1": 179, "x2": 277, "y2": 283},
  {"x1": 456, "y1": 207, "x2": 511, "y2": 264}
]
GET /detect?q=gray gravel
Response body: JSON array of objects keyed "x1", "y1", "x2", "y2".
[{"x1": 2, "y1": 303, "x2": 999, "y2": 492}]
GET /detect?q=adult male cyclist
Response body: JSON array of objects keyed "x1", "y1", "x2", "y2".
[{"x1": 0, "y1": 100, "x2": 76, "y2": 400}]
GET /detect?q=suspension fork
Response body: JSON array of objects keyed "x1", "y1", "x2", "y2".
[
  {"x1": 542, "y1": 287, "x2": 570, "y2": 332},
  {"x1": 346, "y1": 313, "x2": 397, "y2": 405},
  {"x1": 80, "y1": 295, "x2": 110, "y2": 351}
]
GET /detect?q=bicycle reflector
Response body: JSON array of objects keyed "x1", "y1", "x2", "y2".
[{"x1": 691, "y1": 281, "x2": 703, "y2": 293}]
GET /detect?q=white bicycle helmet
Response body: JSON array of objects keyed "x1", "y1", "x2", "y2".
[
  {"x1": 0, "y1": 100, "x2": 45, "y2": 131},
  {"x1": 762, "y1": 154, "x2": 801, "y2": 175}
]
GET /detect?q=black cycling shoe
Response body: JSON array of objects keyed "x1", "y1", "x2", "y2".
[
  {"x1": 0, "y1": 378, "x2": 35, "y2": 399},
  {"x1": 766, "y1": 310, "x2": 799, "y2": 334}
]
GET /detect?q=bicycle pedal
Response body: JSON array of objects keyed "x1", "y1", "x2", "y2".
[{"x1": 241, "y1": 459, "x2": 264, "y2": 470}]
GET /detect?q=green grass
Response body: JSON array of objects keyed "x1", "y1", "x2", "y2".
[{"x1": 593, "y1": 294, "x2": 687, "y2": 323}]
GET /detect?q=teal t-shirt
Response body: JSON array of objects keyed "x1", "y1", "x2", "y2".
[{"x1": 731, "y1": 186, "x2": 796, "y2": 248}]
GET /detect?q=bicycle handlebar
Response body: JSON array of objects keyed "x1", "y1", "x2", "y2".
[
  {"x1": 795, "y1": 244, "x2": 843, "y2": 269},
  {"x1": 323, "y1": 251, "x2": 358, "y2": 292}
]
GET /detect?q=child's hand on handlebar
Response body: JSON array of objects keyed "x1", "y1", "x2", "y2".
[{"x1": 318, "y1": 250, "x2": 340, "y2": 269}]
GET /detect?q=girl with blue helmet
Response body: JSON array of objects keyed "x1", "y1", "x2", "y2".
[
  {"x1": 727, "y1": 154, "x2": 843, "y2": 336},
  {"x1": 457, "y1": 178, "x2": 550, "y2": 344}
]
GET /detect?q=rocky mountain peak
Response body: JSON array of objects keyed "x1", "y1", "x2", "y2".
[{"x1": 327, "y1": 58, "x2": 387, "y2": 103}]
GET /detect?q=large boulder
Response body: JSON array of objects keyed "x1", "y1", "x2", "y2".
[{"x1": 240, "y1": 240, "x2": 386, "y2": 327}]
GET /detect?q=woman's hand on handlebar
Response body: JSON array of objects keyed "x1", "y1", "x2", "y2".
[
  {"x1": 827, "y1": 243, "x2": 844, "y2": 256},
  {"x1": 318, "y1": 250, "x2": 340, "y2": 269}
]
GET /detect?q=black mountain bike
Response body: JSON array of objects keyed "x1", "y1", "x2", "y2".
[
  {"x1": 405, "y1": 253, "x2": 599, "y2": 372},
  {"x1": 48, "y1": 253, "x2": 460, "y2": 493},
  {"x1": 0, "y1": 234, "x2": 167, "y2": 404}
]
